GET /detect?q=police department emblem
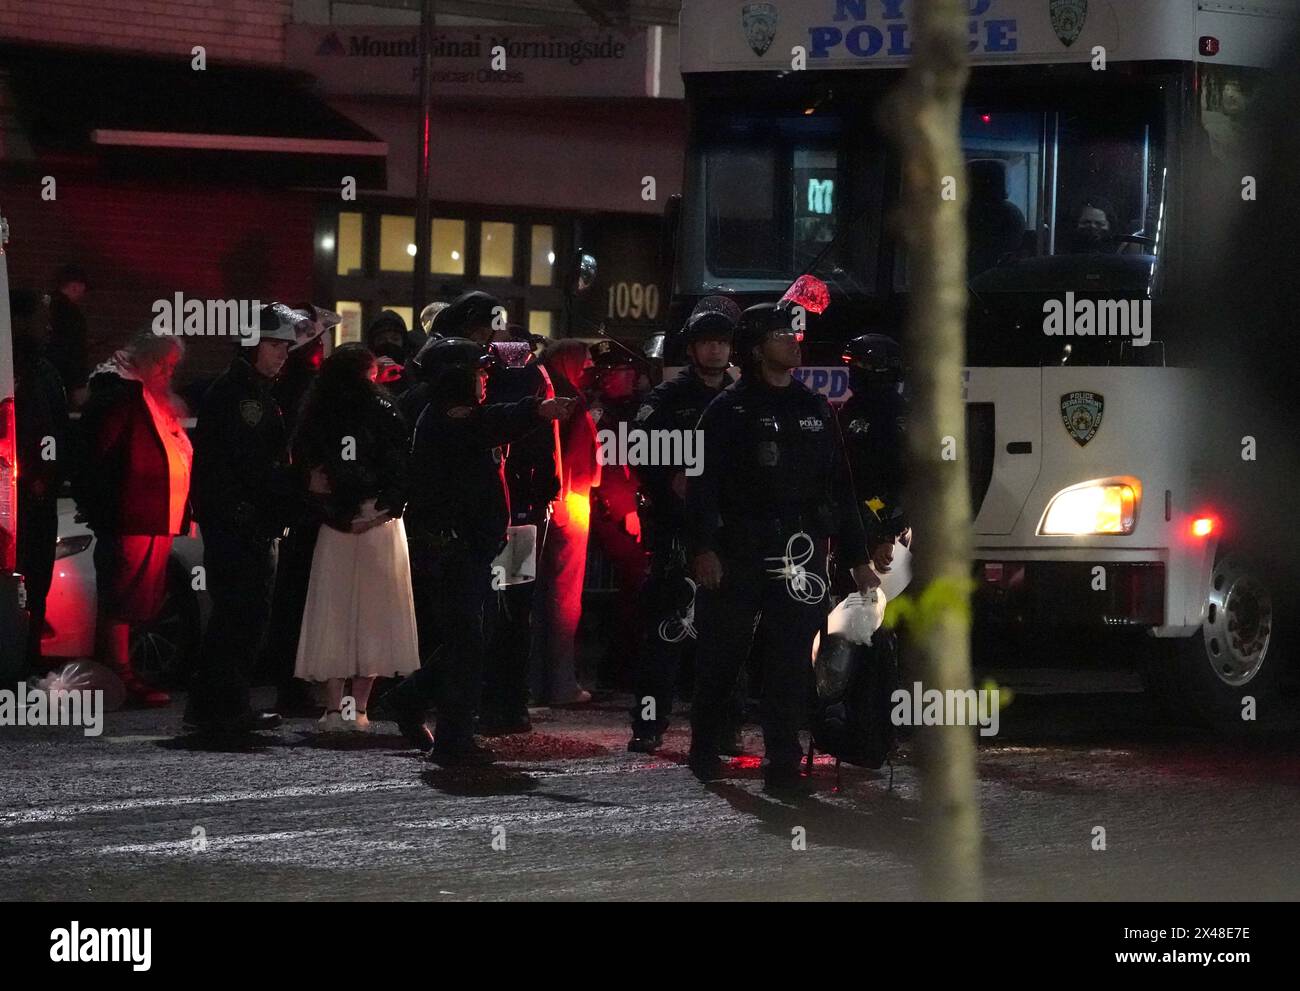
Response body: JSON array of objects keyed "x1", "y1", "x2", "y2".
[
  {"x1": 848, "y1": 418, "x2": 871, "y2": 435},
  {"x1": 240, "y1": 400, "x2": 263, "y2": 426},
  {"x1": 742, "y1": 2, "x2": 778, "y2": 57},
  {"x1": 1060, "y1": 391, "x2": 1103, "y2": 446},
  {"x1": 1050, "y1": 0, "x2": 1087, "y2": 47}
]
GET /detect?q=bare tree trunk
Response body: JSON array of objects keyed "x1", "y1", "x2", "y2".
[{"x1": 884, "y1": 0, "x2": 981, "y2": 900}]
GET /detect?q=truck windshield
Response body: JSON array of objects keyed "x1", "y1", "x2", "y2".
[{"x1": 685, "y1": 66, "x2": 1174, "y2": 303}]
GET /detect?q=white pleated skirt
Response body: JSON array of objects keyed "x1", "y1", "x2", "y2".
[{"x1": 294, "y1": 500, "x2": 422, "y2": 682}]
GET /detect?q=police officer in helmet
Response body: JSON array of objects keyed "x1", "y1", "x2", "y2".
[
  {"x1": 840, "y1": 334, "x2": 909, "y2": 569},
  {"x1": 686, "y1": 300, "x2": 878, "y2": 794},
  {"x1": 628, "y1": 297, "x2": 745, "y2": 754},
  {"x1": 187, "y1": 303, "x2": 320, "y2": 735},
  {"x1": 378, "y1": 337, "x2": 572, "y2": 763}
]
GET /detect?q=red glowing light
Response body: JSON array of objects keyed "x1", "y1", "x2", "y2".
[
  {"x1": 1191, "y1": 517, "x2": 1214, "y2": 538},
  {"x1": 980, "y1": 113, "x2": 992, "y2": 124},
  {"x1": 780, "y1": 274, "x2": 830, "y2": 315}
]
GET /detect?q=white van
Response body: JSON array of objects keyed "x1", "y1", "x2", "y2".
[
  {"x1": 0, "y1": 204, "x2": 28, "y2": 678},
  {"x1": 669, "y1": 0, "x2": 1298, "y2": 725}
]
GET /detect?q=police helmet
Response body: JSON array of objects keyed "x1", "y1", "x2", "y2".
[
  {"x1": 735, "y1": 302, "x2": 800, "y2": 364},
  {"x1": 413, "y1": 335, "x2": 492, "y2": 375},
  {"x1": 683, "y1": 310, "x2": 737, "y2": 344},
  {"x1": 842, "y1": 334, "x2": 903, "y2": 381},
  {"x1": 683, "y1": 294, "x2": 741, "y2": 343}
]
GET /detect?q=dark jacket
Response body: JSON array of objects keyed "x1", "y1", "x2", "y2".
[
  {"x1": 634, "y1": 367, "x2": 725, "y2": 535},
  {"x1": 838, "y1": 385, "x2": 908, "y2": 548},
  {"x1": 191, "y1": 356, "x2": 292, "y2": 538},
  {"x1": 14, "y1": 339, "x2": 69, "y2": 504},
  {"x1": 406, "y1": 397, "x2": 543, "y2": 558},
  {"x1": 487, "y1": 363, "x2": 560, "y2": 524},
  {"x1": 686, "y1": 375, "x2": 867, "y2": 567},
  {"x1": 77, "y1": 370, "x2": 191, "y2": 536},
  {"x1": 47, "y1": 290, "x2": 88, "y2": 393},
  {"x1": 292, "y1": 392, "x2": 409, "y2": 531}
]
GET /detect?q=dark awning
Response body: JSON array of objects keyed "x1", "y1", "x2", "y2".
[{"x1": 0, "y1": 44, "x2": 386, "y2": 187}]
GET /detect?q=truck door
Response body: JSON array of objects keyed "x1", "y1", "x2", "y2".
[{"x1": 966, "y1": 366, "x2": 1043, "y2": 534}]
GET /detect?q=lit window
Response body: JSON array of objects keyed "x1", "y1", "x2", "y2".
[
  {"x1": 431, "y1": 218, "x2": 466, "y2": 276},
  {"x1": 334, "y1": 301, "x2": 363, "y2": 345},
  {"x1": 480, "y1": 221, "x2": 515, "y2": 279},
  {"x1": 530, "y1": 225, "x2": 555, "y2": 286},
  {"x1": 337, "y1": 213, "x2": 363, "y2": 277},
  {"x1": 529, "y1": 311, "x2": 554, "y2": 339},
  {"x1": 379, "y1": 215, "x2": 415, "y2": 272}
]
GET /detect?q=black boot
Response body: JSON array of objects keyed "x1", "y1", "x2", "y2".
[{"x1": 373, "y1": 683, "x2": 434, "y2": 753}]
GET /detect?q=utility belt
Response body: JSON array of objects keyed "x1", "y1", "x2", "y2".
[{"x1": 716, "y1": 506, "x2": 833, "y2": 558}]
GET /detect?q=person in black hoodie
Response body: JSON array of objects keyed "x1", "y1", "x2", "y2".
[
  {"x1": 11, "y1": 290, "x2": 68, "y2": 678},
  {"x1": 291, "y1": 345, "x2": 418, "y2": 731},
  {"x1": 47, "y1": 264, "x2": 90, "y2": 408},
  {"x1": 378, "y1": 337, "x2": 572, "y2": 764}
]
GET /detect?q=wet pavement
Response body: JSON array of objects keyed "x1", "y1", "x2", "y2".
[{"x1": 2, "y1": 670, "x2": 1299, "y2": 901}]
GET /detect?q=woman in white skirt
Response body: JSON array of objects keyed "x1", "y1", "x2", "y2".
[{"x1": 292, "y1": 345, "x2": 420, "y2": 731}]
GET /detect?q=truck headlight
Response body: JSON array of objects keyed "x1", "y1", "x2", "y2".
[{"x1": 1039, "y1": 481, "x2": 1137, "y2": 535}]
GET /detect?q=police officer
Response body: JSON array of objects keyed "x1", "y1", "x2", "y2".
[
  {"x1": 400, "y1": 290, "x2": 504, "y2": 426},
  {"x1": 840, "y1": 334, "x2": 909, "y2": 567},
  {"x1": 686, "y1": 302, "x2": 879, "y2": 794},
  {"x1": 378, "y1": 338, "x2": 572, "y2": 763},
  {"x1": 187, "y1": 303, "x2": 319, "y2": 735},
  {"x1": 627, "y1": 300, "x2": 742, "y2": 754},
  {"x1": 478, "y1": 325, "x2": 561, "y2": 736}
]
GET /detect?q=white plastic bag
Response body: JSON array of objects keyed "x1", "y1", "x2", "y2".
[
  {"x1": 827, "y1": 588, "x2": 887, "y2": 646},
  {"x1": 33, "y1": 660, "x2": 127, "y2": 712}
]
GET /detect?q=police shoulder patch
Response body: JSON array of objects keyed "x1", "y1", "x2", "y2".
[
  {"x1": 239, "y1": 400, "x2": 263, "y2": 426},
  {"x1": 635, "y1": 403, "x2": 655, "y2": 423}
]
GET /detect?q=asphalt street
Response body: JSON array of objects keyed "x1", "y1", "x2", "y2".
[{"x1": 2, "y1": 669, "x2": 1299, "y2": 901}]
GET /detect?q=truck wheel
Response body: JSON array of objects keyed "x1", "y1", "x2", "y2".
[{"x1": 1141, "y1": 553, "x2": 1281, "y2": 729}]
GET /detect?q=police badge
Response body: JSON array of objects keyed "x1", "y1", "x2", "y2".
[
  {"x1": 1060, "y1": 391, "x2": 1103, "y2": 446},
  {"x1": 742, "y1": 2, "x2": 778, "y2": 57},
  {"x1": 1049, "y1": 0, "x2": 1087, "y2": 48},
  {"x1": 239, "y1": 399, "x2": 264, "y2": 426}
]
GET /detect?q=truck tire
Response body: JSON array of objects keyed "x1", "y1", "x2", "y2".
[{"x1": 1141, "y1": 552, "x2": 1281, "y2": 729}]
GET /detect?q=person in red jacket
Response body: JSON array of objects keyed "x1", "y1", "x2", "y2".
[
  {"x1": 77, "y1": 330, "x2": 191, "y2": 707},
  {"x1": 530, "y1": 339, "x2": 600, "y2": 705}
]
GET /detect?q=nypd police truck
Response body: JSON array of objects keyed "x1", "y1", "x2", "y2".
[{"x1": 670, "y1": 0, "x2": 1296, "y2": 725}]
